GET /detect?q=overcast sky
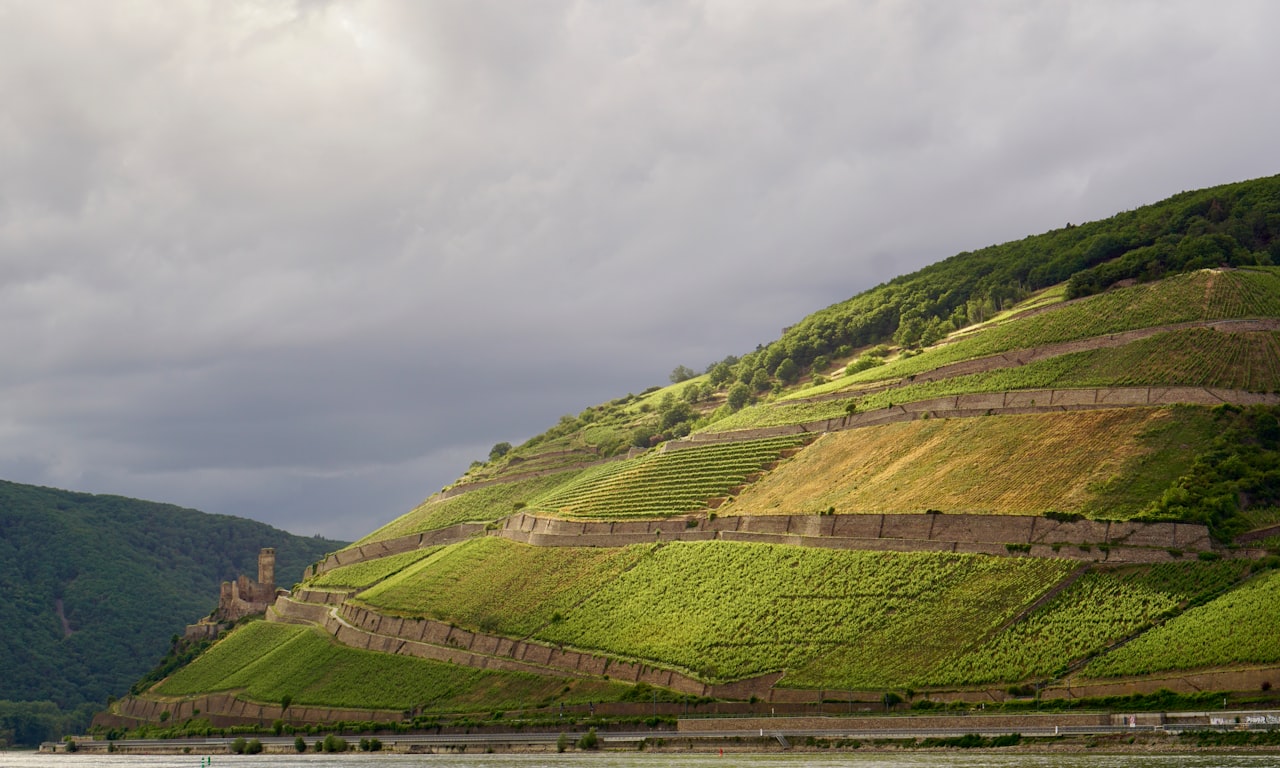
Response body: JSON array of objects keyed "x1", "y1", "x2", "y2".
[{"x1": 2, "y1": 1, "x2": 1278, "y2": 541}]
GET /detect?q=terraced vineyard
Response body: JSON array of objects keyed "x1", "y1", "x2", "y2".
[
  {"x1": 780, "y1": 267, "x2": 1280, "y2": 405},
  {"x1": 110, "y1": 179, "x2": 1280, "y2": 728},
  {"x1": 729, "y1": 407, "x2": 1215, "y2": 518},
  {"x1": 352, "y1": 470, "x2": 584, "y2": 545},
  {"x1": 534, "y1": 541, "x2": 1076, "y2": 686},
  {"x1": 155, "y1": 621, "x2": 625, "y2": 711},
  {"x1": 712, "y1": 334, "x2": 1280, "y2": 436},
  {"x1": 529, "y1": 435, "x2": 808, "y2": 519},
  {"x1": 876, "y1": 328, "x2": 1280, "y2": 398},
  {"x1": 308, "y1": 547, "x2": 442, "y2": 590},
  {"x1": 716, "y1": 338, "x2": 1280, "y2": 439},
  {"x1": 355, "y1": 536, "x2": 651, "y2": 636},
  {"x1": 925, "y1": 561, "x2": 1251, "y2": 686},
  {"x1": 1083, "y1": 567, "x2": 1280, "y2": 678}
]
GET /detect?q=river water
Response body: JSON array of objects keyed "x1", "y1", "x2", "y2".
[{"x1": 1, "y1": 754, "x2": 1276, "y2": 768}]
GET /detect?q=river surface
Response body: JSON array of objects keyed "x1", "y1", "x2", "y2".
[{"x1": 1, "y1": 754, "x2": 1276, "y2": 768}]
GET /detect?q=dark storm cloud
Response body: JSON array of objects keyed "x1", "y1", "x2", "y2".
[{"x1": 2, "y1": 1, "x2": 1279, "y2": 538}]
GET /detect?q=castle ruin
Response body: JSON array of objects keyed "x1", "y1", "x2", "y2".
[{"x1": 185, "y1": 548, "x2": 280, "y2": 640}]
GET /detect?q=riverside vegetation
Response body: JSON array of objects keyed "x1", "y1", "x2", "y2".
[{"x1": 100, "y1": 174, "x2": 1280, "y2": 740}]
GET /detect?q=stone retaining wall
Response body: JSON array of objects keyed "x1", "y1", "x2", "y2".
[
  {"x1": 107, "y1": 691, "x2": 401, "y2": 729},
  {"x1": 331, "y1": 601, "x2": 729, "y2": 697},
  {"x1": 679, "y1": 711, "x2": 1111, "y2": 732},
  {"x1": 797, "y1": 319, "x2": 1280, "y2": 406},
  {"x1": 267, "y1": 595, "x2": 332, "y2": 625},
  {"x1": 1049, "y1": 666, "x2": 1280, "y2": 701},
  {"x1": 437, "y1": 454, "x2": 616, "y2": 500},
  {"x1": 309, "y1": 522, "x2": 485, "y2": 578},
  {"x1": 677, "y1": 387, "x2": 1280, "y2": 446},
  {"x1": 496, "y1": 511, "x2": 1217, "y2": 563},
  {"x1": 269, "y1": 594, "x2": 785, "y2": 701}
]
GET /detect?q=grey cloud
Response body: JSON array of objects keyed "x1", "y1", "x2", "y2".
[{"x1": 2, "y1": 1, "x2": 1279, "y2": 539}]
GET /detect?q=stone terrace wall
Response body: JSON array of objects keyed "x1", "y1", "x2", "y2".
[
  {"x1": 798, "y1": 318, "x2": 1280, "y2": 406},
  {"x1": 1048, "y1": 666, "x2": 1280, "y2": 701},
  {"x1": 331, "y1": 601, "x2": 727, "y2": 697},
  {"x1": 305, "y1": 510, "x2": 1223, "y2": 586},
  {"x1": 498, "y1": 511, "x2": 1217, "y2": 563},
  {"x1": 679, "y1": 711, "x2": 1111, "y2": 733},
  {"x1": 309, "y1": 522, "x2": 485, "y2": 578},
  {"x1": 677, "y1": 387, "x2": 1280, "y2": 446},
  {"x1": 286, "y1": 598, "x2": 784, "y2": 701},
  {"x1": 110, "y1": 691, "x2": 401, "y2": 729},
  {"x1": 268, "y1": 594, "x2": 333, "y2": 625},
  {"x1": 437, "y1": 453, "x2": 617, "y2": 500}
]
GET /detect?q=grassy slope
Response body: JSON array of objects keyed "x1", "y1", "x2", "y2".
[
  {"x1": 529, "y1": 435, "x2": 806, "y2": 519},
  {"x1": 1083, "y1": 567, "x2": 1280, "y2": 678},
  {"x1": 356, "y1": 537, "x2": 1076, "y2": 687},
  {"x1": 309, "y1": 547, "x2": 442, "y2": 590},
  {"x1": 155, "y1": 621, "x2": 626, "y2": 712},
  {"x1": 352, "y1": 470, "x2": 584, "y2": 546},
  {"x1": 356, "y1": 536, "x2": 650, "y2": 636},
  {"x1": 925, "y1": 561, "x2": 1252, "y2": 686},
  {"x1": 727, "y1": 407, "x2": 1215, "y2": 519}
]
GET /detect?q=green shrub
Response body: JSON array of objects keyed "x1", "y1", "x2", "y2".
[
  {"x1": 1044, "y1": 511, "x2": 1084, "y2": 523},
  {"x1": 577, "y1": 727, "x2": 599, "y2": 750}
]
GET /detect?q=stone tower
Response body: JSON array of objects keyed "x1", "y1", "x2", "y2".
[{"x1": 258, "y1": 547, "x2": 276, "y2": 593}]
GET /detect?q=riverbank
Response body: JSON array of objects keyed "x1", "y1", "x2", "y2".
[{"x1": 44, "y1": 718, "x2": 1280, "y2": 756}]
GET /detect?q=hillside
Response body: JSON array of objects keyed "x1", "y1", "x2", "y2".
[
  {"x1": 103, "y1": 174, "x2": 1280, "y2": 736},
  {"x1": 0, "y1": 480, "x2": 344, "y2": 745}
]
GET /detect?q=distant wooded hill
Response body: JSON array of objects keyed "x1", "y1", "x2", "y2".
[{"x1": 0, "y1": 479, "x2": 344, "y2": 744}]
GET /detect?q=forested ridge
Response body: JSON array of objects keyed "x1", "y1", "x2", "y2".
[{"x1": 0, "y1": 479, "x2": 344, "y2": 745}]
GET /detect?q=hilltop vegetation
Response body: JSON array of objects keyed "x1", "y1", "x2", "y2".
[
  {"x1": 0, "y1": 480, "x2": 343, "y2": 744},
  {"x1": 108, "y1": 174, "x2": 1280, "y2": 731},
  {"x1": 754, "y1": 176, "x2": 1280, "y2": 386}
]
